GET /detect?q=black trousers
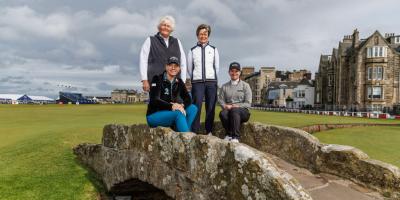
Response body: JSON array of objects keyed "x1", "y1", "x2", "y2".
[
  {"x1": 219, "y1": 107, "x2": 250, "y2": 137},
  {"x1": 191, "y1": 82, "x2": 218, "y2": 133}
]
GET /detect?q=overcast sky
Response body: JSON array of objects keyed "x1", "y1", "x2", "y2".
[{"x1": 1, "y1": 0, "x2": 399, "y2": 97}]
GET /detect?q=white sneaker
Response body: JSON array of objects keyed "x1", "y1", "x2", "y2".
[
  {"x1": 231, "y1": 138, "x2": 239, "y2": 143},
  {"x1": 207, "y1": 132, "x2": 213, "y2": 136},
  {"x1": 224, "y1": 136, "x2": 232, "y2": 141}
]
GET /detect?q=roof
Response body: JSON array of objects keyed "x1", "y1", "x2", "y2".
[
  {"x1": 0, "y1": 94, "x2": 54, "y2": 101},
  {"x1": 29, "y1": 96, "x2": 54, "y2": 101},
  {"x1": 244, "y1": 72, "x2": 261, "y2": 80},
  {"x1": 298, "y1": 78, "x2": 314, "y2": 86},
  {"x1": 268, "y1": 81, "x2": 299, "y2": 89},
  {"x1": 357, "y1": 30, "x2": 400, "y2": 54}
]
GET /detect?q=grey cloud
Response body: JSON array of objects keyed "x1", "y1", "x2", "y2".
[
  {"x1": 96, "y1": 82, "x2": 118, "y2": 91},
  {"x1": 0, "y1": 0, "x2": 399, "y2": 96}
]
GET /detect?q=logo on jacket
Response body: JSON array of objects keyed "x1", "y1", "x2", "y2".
[{"x1": 164, "y1": 88, "x2": 169, "y2": 95}]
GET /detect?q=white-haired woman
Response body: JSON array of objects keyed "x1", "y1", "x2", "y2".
[{"x1": 139, "y1": 15, "x2": 187, "y2": 92}]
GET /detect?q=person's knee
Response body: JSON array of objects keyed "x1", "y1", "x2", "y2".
[
  {"x1": 187, "y1": 104, "x2": 198, "y2": 114},
  {"x1": 229, "y1": 108, "x2": 241, "y2": 117},
  {"x1": 219, "y1": 109, "x2": 229, "y2": 118}
]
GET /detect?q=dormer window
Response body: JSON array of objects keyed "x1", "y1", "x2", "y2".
[
  {"x1": 367, "y1": 46, "x2": 387, "y2": 58},
  {"x1": 395, "y1": 36, "x2": 400, "y2": 44}
]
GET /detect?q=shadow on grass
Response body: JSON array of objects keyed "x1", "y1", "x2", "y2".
[{"x1": 73, "y1": 157, "x2": 109, "y2": 200}]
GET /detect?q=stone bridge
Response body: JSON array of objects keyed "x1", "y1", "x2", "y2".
[{"x1": 74, "y1": 122, "x2": 400, "y2": 200}]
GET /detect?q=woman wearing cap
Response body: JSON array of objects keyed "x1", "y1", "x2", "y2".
[
  {"x1": 140, "y1": 15, "x2": 187, "y2": 92},
  {"x1": 146, "y1": 56, "x2": 198, "y2": 132},
  {"x1": 187, "y1": 24, "x2": 219, "y2": 134},
  {"x1": 218, "y1": 62, "x2": 252, "y2": 142}
]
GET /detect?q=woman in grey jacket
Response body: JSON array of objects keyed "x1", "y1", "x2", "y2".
[
  {"x1": 187, "y1": 24, "x2": 219, "y2": 134},
  {"x1": 218, "y1": 62, "x2": 252, "y2": 142}
]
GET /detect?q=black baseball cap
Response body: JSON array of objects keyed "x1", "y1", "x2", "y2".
[
  {"x1": 167, "y1": 56, "x2": 180, "y2": 65},
  {"x1": 229, "y1": 62, "x2": 241, "y2": 71}
]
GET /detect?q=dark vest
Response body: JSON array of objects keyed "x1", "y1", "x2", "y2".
[{"x1": 147, "y1": 33, "x2": 181, "y2": 81}]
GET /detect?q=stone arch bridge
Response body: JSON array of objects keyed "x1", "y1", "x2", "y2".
[{"x1": 74, "y1": 122, "x2": 400, "y2": 199}]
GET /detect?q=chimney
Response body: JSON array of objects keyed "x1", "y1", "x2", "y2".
[
  {"x1": 352, "y1": 29, "x2": 359, "y2": 48},
  {"x1": 343, "y1": 35, "x2": 353, "y2": 43}
]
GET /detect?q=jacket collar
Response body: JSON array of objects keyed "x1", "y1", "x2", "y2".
[
  {"x1": 155, "y1": 32, "x2": 173, "y2": 47},
  {"x1": 163, "y1": 71, "x2": 177, "y2": 84},
  {"x1": 197, "y1": 41, "x2": 209, "y2": 47},
  {"x1": 230, "y1": 79, "x2": 241, "y2": 85}
]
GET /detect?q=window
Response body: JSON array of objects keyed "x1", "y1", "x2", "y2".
[
  {"x1": 327, "y1": 91, "x2": 332, "y2": 102},
  {"x1": 367, "y1": 86, "x2": 383, "y2": 99},
  {"x1": 370, "y1": 104, "x2": 383, "y2": 112},
  {"x1": 376, "y1": 66, "x2": 383, "y2": 80},
  {"x1": 367, "y1": 67, "x2": 373, "y2": 80},
  {"x1": 328, "y1": 75, "x2": 333, "y2": 86},
  {"x1": 367, "y1": 66, "x2": 383, "y2": 80},
  {"x1": 372, "y1": 67, "x2": 377, "y2": 79},
  {"x1": 366, "y1": 46, "x2": 387, "y2": 58},
  {"x1": 297, "y1": 90, "x2": 305, "y2": 98},
  {"x1": 395, "y1": 36, "x2": 400, "y2": 44}
]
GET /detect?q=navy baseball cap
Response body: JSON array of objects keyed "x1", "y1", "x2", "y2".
[
  {"x1": 229, "y1": 62, "x2": 241, "y2": 71},
  {"x1": 167, "y1": 56, "x2": 180, "y2": 65}
]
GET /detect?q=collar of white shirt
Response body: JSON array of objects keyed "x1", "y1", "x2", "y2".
[
  {"x1": 230, "y1": 79, "x2": 240, "y2": 85},
  {"x1": 158, "y1": 33, "x2": 169, "y2": 47}
]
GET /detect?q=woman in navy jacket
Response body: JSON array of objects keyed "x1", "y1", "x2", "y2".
[{"x1": 146, "y1": 56, "x2": 197, "y2": 132}]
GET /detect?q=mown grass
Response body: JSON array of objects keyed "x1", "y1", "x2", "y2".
[
  {"x1": 0, "y1": 104, "x2": 146, "y2": 200},
  {"x1": 0, "y1": 104, "x2": 399, "y2": 199},
  {"x1": 314, "y1": 126, "x2": 400, "y2": 167}
]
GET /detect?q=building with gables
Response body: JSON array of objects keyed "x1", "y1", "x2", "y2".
[{"x1": 315, "y1": 29, "x2": 400, "y2": 112}]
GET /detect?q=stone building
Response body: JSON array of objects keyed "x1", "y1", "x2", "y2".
[
  {"x1": 111, "y1": 89, "x2": 148, "y2": 103},
  {"x1": 240, "y1": 66, "x2": 255, "y2": 80},
  {"x1": 266, "y1": 81, "x2": 297, "y2": 107},
  {"x1": 265, "y1": 78, "x2": 314, "y2": 108},
  {"x1": 244, "y1": 67, "x2": 276, "y2": 105},
  {"x1": 292, "y1": 79, "x2": 315, "y2": 109},
  {"x1": 315, "y1": 29, "x2": 400, "y2": 112},
  {"x1": 288, "y1": 70, "x2": 312, "y2": 81}
]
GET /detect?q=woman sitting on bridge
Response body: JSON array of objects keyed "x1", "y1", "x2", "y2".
[
  {"x1": 218, "y1": 62, "x2": 252, "y2": 142},
  {"x1": 146, "y1": 56, "x2": 198, "y2": 132}
]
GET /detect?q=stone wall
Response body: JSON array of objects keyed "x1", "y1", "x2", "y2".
[
  {"x1": 74, "y1": 124, "x2": 312, "y2": 200},
  {"x1": 228, "y1": 122, "x2": 400, "y2": 198}
]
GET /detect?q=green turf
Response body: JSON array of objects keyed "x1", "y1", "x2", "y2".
[
  {"x1": 249, "y1": 109, "x2": 400, "y2": 127},
  {"x1": 0, "y1": 104, "x2": 399, "y2": 199},
  {"x1": 0, "y1": 104, "x2": 147, "y2": 200},
  {"x1": 314, "y1": 126, "x2": 400, "y2": 167}
]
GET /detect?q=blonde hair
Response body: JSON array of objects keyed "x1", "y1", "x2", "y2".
[{"x1": 158, "y1": 15, "x2": 176, "y2": 31}]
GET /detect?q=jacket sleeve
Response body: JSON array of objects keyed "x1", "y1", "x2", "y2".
[
  {"x1": 235, "y1": 83, "x2": 252, "y2": 108},
  {"x1": 186, "y1": 50, "x2": 193, "y2": 81},
  {"x1": 149, "y1": 76, "x2": 173, "y2": 110},
  {"x1": 218, "y1": 86, "x2": 226, "y2": 109},
  {"x1": 139, "y1": 37, "x2": 151, "y2": 81},
  {"x1": 177, "y1": 39, "x2": 187, "y2": 81},
  {"x1": 214, "y1": 48, "x2": 220, "y2": 74},
  {"x1": 178, "y1": 79, "x2": 192, "y2": 108}
]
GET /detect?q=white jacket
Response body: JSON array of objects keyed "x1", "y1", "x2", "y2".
[{"x1": 187, "y1": 43, "x2": 219, "y2": 82}]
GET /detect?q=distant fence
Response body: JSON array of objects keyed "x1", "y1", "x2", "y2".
[{"x1": 251, "y1": 106, "x2": 400, "y2": 120}]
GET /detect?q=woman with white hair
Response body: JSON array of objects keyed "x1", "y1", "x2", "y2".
[{"x1": 139, "y1": 15, "x2": 187, "y2": 92}]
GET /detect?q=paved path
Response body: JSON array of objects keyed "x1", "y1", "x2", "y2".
[{"x1": 269, "y1": 154, "x2": 385, "y2": 200}]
